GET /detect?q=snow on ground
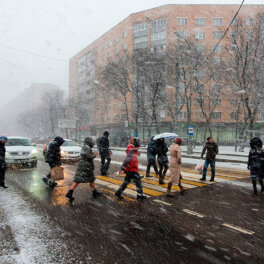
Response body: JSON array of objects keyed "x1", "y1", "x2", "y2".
[{"x1": 0, "y1": 189, "x2": 91, "y2": 264}]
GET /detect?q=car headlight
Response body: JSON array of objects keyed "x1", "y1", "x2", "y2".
[
  {"x1": 31, "y1": 149, "x2": 38, "y2": 155},
  {"x1": 61, "y1": 150, "x2": 67, "y2": 155}
]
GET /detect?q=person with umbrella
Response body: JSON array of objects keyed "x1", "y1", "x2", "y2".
[{"x1": 146, "y1": 136, "x2": 158, "y2": 178}]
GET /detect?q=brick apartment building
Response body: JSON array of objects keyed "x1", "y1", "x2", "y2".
[{"x1": 69, "y1": 4, "x2": 264, "y2": 142}]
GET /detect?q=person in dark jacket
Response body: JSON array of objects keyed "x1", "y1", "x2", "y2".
[
  {"x1": 157, "y1": 138, "x2": 169, "y2": 184},
  {"x1": 66, "y1": 137, "x2": 101, "y2": 202},
  {"x1": 146, "y1": 136, "x2": 158, "y2": 178},
  {"x1": 115, "y1": 138, "x2": 147, "y2": 200},
  {"x1": 247, "y1": 137, "x2": 264, "y2": 196},
  {"x1": 0, "y1": 136, "x2": 8, "y2": 188},
  {"x1": 200, "y1": 137, "x2": 219, "y2": 181},
  {"x1": 43, "y1": 136, "x2": 64, "y2": 183},
  {"x1": 99, "y1": 131, "x2": 112, "y2": 176}
]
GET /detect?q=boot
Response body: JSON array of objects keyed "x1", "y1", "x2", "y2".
[
  {"x1": 92, "y1": 189, "x2": 101, "y2": 198},
  {"x1": 66, "y1": 190, "x2": 75, "y2": 201},
  {"x1": 159, "y1": 178, "x2": 165, "y2": 185},
  {"x1": 166, "y1": 189, "x2": 174, "y2": 197},
  {"x1": 137, "y1": 194, "x2": 147, "y2": 200},
  {"x1": 0, "y1": 183, "x2": 8, "y2": 188},
  {"x1": 115, "y1": 192, "x2": 124, "y2": 200}
]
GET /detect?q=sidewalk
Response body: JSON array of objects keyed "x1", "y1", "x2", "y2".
[{"x1": 0, "y1": 201, "x2": 19, "y2": 263}]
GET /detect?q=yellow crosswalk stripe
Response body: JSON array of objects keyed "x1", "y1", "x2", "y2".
[
  {"x1": 101, "y1": 188, "x2": 135, "y2": 202},
  {"x1": 97, "y1": 175, "x2": 164, "y2": 196}
]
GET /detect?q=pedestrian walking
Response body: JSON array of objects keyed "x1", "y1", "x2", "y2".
[
  {"x1": 43, "y1": 136, "x2": 65, "y2": 186},
  {"x1": 157, "y1": 138, "x2": 169, "y2": 184},
  {"x1": 167, "y1": 137, "x2": 184, "y2": 197},
  {"x1": 115, "y1": 138, "x2": 147, "y2": 200},
  {"x1": 66, "y1": 137, "x2": 101, "y2": 202},
  {"x1": 98, "y1": 131, "x2": 112, "y2": 176},
  {"x1": 247, "y1": 137, "x2": 264, "y2": 196},
  {"x1": 146, "y1": 136, "x2": 158, "y2": 178},
  {"x1": 126, "y1": 137, "x2": 135, "y2": 154},
  {"x1": 0, "y1": 136, "x2": 8, "y2": 188},
  {"x1": 200, "y1": 137, "x2": 218, "y2": 181}
]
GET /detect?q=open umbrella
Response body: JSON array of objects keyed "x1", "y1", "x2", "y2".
[{"x1": 153, "y1": 132, "x2": 178, "y2": 140}]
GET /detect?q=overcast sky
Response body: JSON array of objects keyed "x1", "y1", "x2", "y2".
[{"x1": 0, "y1": 0, "x2": 263, "y2": 108}]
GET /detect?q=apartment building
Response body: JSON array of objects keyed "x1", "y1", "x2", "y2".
[{"x1": 69, "y1": 4, "x2": 264, "y2": 136}]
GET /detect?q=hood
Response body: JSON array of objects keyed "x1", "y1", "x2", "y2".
[
  {"x1": 84, "y1": 137, "x2": 94, "y2": 147},
  {"x1": 103, "y1": 131, "x2": 109, "y2": 137},
  {"x1": 54, "y1": 136, "x2": 65, "y2": 146}
]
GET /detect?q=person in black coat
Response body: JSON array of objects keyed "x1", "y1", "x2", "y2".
[
  {"x1": 99, "y1": 131, "x2": 112, "y2": 176},
  {"x1": 157, "y1": 138, "x2": 169, "y2": 184},
  {"x1": 247, "y1": 137, "x2": 264, "y2": 196},
  {"x1": 45, "y1": 136, "x2": 65, "y2": 178},
  {"x1": 146, "y1": 136, "x2": 158, "y2": 178},
  {"x1": 0, "y1": 136, "x2": 8, "y2": 188}
]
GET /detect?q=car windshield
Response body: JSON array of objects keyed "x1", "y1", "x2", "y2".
[
  {"x1": 6, "y1": 138, "x2": 32, "y2": 146},
  {"x1": 62, "y1": 140, "x2": 77, "y2": 146}
]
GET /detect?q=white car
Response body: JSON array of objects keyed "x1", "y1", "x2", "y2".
[
  {"x1": 60, "y1": 139, "x2": 81, "y2": 162},
  {"x1": 5, "y1": 136, "x2": 38, "y2": 168}
]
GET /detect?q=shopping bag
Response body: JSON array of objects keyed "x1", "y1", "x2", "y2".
[
  {"x1": 195, "y1": 159, "x2": 204, "y2": 174},
  {"x1": 50, "y1": 166, "x2": 64, "y2": 181}
]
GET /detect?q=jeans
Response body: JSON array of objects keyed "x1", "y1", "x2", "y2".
[
  {"x1": 115, "y1": 172, "x2": 143, "y2": 196},
  {"x1": 202, "y1": 159, "x2": 215, "y2": 180},
  {"x1": 100, "y1": 154, "x2": 111, "y2": 173},
  {"x1": 146, "y1": 160, "x2": 158, "y2": 176}
]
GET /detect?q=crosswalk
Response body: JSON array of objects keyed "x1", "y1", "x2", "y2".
[{"x1": 72, "y1": 167, "x2": 248, "y2": 202}]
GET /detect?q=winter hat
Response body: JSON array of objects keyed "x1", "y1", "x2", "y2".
[
  {"x1": 103, "y1": 131, "x2": 109, "y2": 137},
  {"x1": 0, "y1": 136, "x2": 7, "y2": 141},
  {"x1": 174, "y1": 137, "x2": 182, "y2": 145},
  {"x1": 54, "y1": 136, "x2": 65, "y2": 146},
  {"x1": 133, "y1": 138, "x2": 140, "y2": 147},
  {"x1": 84, "y1": 137, "x2": 94, "y2": 147},
  {"x1": 250, "y1": 137, "x2": 262, "y2": 149}
]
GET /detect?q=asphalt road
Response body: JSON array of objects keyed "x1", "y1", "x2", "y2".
[{"x1": 0, "y1": 152, "x2": 263, "y2": 264}]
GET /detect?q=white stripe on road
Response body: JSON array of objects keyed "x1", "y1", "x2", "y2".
[
  {"x1": 153, "y1": 200, "x2": 172, "y2": 206},
  {"x1": 183, "y1": 209, "x2": 205, "y2": 218},
  {"x1": 222, "y1": 223, "x2": 255, "y2": 235}
]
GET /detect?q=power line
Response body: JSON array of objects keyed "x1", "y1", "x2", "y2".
[{"x1": 208, "y1": 0, "x2": 245, "y2": 57}]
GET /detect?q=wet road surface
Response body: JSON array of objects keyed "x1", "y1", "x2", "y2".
[{"x1": 0, "y1": 154, "x2": 263, "y2": 264}]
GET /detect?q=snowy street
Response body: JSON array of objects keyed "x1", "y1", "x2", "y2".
[{"x1": 0, "y1": 152, "x2": 263, "y2": 264}]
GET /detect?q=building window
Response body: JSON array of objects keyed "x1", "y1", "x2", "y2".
[
  {"x1": 246, "y1": 18, "x2": 253, "y2": 26},
  {"x1": 230, "y1": 112, "x2": 238, "y2": 120},
  {"x1": 212, "y1": 44, "x2": 222, "y2": 52},
  {"x1": 213, "y1": 17, "x2": 222, "y2": 26},
  {"x1": 114, "y1": 103, "x2": 118, "y2": 110},
  {"x1": 123, "y1": 30, "x2": 128, "y2": 38},
  {"x1": 194, "y1": 97, "x2": 204, "y2": 106},
  {"x1": 231, "y1": 18, "x2": 237, "y2": 26},
  {"x1": 196, "y1": 84, "x2": 204, "y2": 93},
  {"x1": 151, "y1": 18, "x2": 167, "y2": 27},
  {"x1": 212, "y1": 98, "x2": 221, "y2": 106},
  {"x1": 178, "y1": 83, "x2": 186, "y2": 92},
  {"x1": 229, "y1": 99, "x2": 237, "y2": 106},
  {"x1": 108, "y1": 51, "x2": 112, "y2": 57},
  {"x1": 196, "y1": 44, "x2": 205, "y2": 52},
  {"x1": 212, "y1": 112, "x2": 221, "y2": 119},
  {"x1": 108, "y1": 40, "x2": 112, "y2": 47},
  {"x1": 177, "y1": 18, "x2": 187, "y2": 26},
  {"x1": 115, "y1": 36, "x2": 119, "y2": 43},
  {"x1": 246, "y1": 31, "x2": 253, "y2": 40},
  {"x1": 195, "y1": 31, "x2": 205, "y2": 39},
  {"x1": 213, "y1": 31, "x2": 222, "y2": 39},
  {"x1": 151, "y1": 31, "x2": 166, "y2": 41},
  {"x1": 115, "y1": 47, "x2": 119, "y2": 55},
  {"x1": 213, "y1": 57, "x2": 221, "y2": 64},
  {"x1": 161, "y1": 44, "x2": 166, "y2": 51},
  {"x1": 123, "y1": 42, "x2": 128, "y2": 51},
  {"x1": 134, "y1": 36, "x2": 148, "y2": 44},
  {"x1": 229, "y1": 85, "x2": 238, "y2": 92},
  {"x1": 231, "y1": 31, "x2": 238, "y2": 40},
  {"x1": 196, "y1": 17, "x2": 206, "y2": 26},
  {"x1": 178, "y1": 111, "x2": 187, "y2": 119},
  {"x1": 230, "y1": 43, "x2": 238, "y2": 51},
  {"x1": 175, "y1": 31, "x2": 187, "y2": 39},
  {"x1": 134, "y1": 22, "x2": 148, "y2": 32}
]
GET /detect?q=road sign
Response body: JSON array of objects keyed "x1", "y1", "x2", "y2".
[
  {"x1": 58, "y1": 119, "x2": 77, "y2": 129},
  {"x1": 188, "y1": 126, "x2": 194, "y2": 136}
]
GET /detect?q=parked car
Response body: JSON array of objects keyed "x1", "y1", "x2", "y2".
[
  {"x1": 5, "y1": 136, "x2": 38, "y2": 168},
  {"x1": 43, "y1": 139, "x2": 81, "y2": 162}
]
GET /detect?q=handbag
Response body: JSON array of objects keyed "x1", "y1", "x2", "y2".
[
  {"x1": 195, "y1": 159, "x2": 204, "y2": 174},
  {"x1": 50, "y1": 166, "x2": 64, "y2": 181}
]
